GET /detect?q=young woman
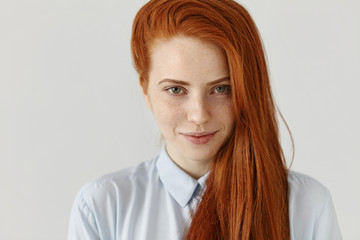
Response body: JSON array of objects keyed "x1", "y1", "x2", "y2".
[{"x1": 68, "y1": 0, "x2": 342, "y2": 239}]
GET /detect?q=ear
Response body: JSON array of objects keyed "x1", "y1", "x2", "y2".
[{"x1": 139, "y1": 78, "x2": 152, "y2": 111}]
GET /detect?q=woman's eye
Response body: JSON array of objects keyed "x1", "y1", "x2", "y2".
[
  {"x1": 214, "y1": 85, "x2": 231, "y2": 94},
  {"x1": 167, "y1": 87, "x2": 184, "y2": 95}
]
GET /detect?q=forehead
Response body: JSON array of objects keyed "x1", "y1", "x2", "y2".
[{"x1": 148, "y1": 36, "x2": 229, "y2": 84}]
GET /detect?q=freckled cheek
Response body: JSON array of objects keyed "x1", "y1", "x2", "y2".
[
  {"x1": 151, "y1": 100, "x2": 184, "y2": 132},
  {"x1": 210, "y1": 97, "x2": 232, "y2": 109},
  {"x1": 211, "y1": 100, "x2": 235, "y2": 126}
]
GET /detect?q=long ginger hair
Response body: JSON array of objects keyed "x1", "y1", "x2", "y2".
[{"x1": 131, "y1": 0, "x2": 290, "y2": 239}]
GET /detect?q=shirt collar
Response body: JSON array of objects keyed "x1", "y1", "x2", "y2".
[{"x1": 156, "y1": 145, "x2": 209, "y2": 208}]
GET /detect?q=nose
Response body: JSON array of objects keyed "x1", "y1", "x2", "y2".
[{"x1": 187, "y1": 95, "x2": 210, "y2": 126}]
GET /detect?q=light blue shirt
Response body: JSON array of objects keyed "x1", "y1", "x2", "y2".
[{"x1": 68, "y1": 146, "x2": 342, "y2": 239}]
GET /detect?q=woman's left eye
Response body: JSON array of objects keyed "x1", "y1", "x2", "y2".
[{"x1": 213, "y1": 85, "x2": 231, "y2": 94}]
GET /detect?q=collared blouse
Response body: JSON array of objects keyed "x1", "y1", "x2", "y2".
[{"x1": 68, "y1": 146, "x2": 342, "y2": 240}]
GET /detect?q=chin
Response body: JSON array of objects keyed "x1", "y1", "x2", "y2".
[{"x1": 184, "y1": 146, "x2": 218, "y2": 161}]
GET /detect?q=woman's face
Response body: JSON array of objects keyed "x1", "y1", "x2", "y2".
[{"x1": 143, "y1": 36, "x2": 234, "y2": 178}]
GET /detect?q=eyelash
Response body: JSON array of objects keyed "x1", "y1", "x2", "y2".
[
  {"x1": 213, "y1": 85, "x2": 231, "y2": 94},
  {"x1": 164, "y1": 85, "x2": 231, "y2": 96},
  {"x1": 166, "y1": 86, "x2": 186, "y2": 95}
]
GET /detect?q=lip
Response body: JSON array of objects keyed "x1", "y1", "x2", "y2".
[{"x1": 180, "y1": 131, "x2": 217, "y2": 145}]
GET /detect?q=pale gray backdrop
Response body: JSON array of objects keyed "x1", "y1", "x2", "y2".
[{"x1": 0, "y1": 0, "x2": 359, "y2": 239}]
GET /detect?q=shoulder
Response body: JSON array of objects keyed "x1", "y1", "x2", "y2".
[
  {"x1": 288, "y1": 171, "x2": 330, "y2": 213},
  {"x1": 68, "y1": 157, "x2": 161, "y2": 238},
  {"x1": 74, "y1": 157, "x2": 158, "y2": 209},
  {"x1": 288, "y1": 171, "x2": 330, "y2": 198},
  {"x1": 287, "y1": 171, "x2": 343, "y2": 239}
]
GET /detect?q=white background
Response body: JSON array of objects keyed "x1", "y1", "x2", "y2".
[{"x1": 0, "y1": 0, "x2": 359, "y2": 239}]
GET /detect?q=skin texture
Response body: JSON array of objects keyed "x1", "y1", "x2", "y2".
[{"x1": 142, "y1": 36, "x2": 235, "y2": 179}]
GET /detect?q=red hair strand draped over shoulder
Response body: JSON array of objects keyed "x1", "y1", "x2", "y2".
[{"x1": 131, "y1": 0, "x2": 290, "y2": 239}]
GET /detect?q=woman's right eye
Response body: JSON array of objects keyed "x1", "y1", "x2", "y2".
[{"x1": 166, "y1": 87, "x2": 184, "y2": 95}]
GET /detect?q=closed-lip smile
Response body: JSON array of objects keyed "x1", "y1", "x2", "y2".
[{"x1": 180, "y1": 131, "x2": 218, "y2": 144}]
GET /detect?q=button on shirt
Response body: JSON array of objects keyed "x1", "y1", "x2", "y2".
[{"x1": 68, "y1": 146, "x2": 342, "y2": 240}]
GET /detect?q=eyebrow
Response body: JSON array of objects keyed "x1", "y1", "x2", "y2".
[{"x1": 158, "y1": 76, "x2": 230, "y2": 86}]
